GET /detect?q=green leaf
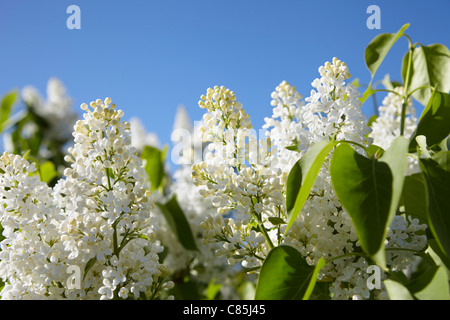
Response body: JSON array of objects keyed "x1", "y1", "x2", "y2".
[
  {"x1": 285, "y1": 139, "x2": 337, "y2": 233},
  {"x1": 409, "y1": 90, "x2": 450, "y2": 151},
  {"x1": 204, "y1": 278, "x2": 222, "y2": 300},
  {"x1": 141, "y1": 145, "x2": 165, "y2": 192},
  {"x1": 365, "y1": 24, "x2": 410, "y2": 76},
  {"x1": 170, "y1": 278, "x2": 201, "y2": 300},
  {"x1": 403, "y1": 44, "x2": 450, "y2": 106},
  {"x1": 330, "y1": 137, "x2": 408, "y2": 266},
  {"x1": 367, "y1": 114, "x2": 378, "y2": 128},
  {"x1": 268, "y1": 217, "x2": 285, "y2": 226},
  {"x1": 0, "y1": 90, "x2": 18, "y2": 132},
  {"x1": 361, "y1": 23, "x2": 410, "y2": 103},
  {"x1": 38, "y1": 161, "x2": 58, "y2": 184},
  {"x1": 255, "y1": 245, "x2": 316, "y2": 300},
  {"x1": 378, "y1": 136, "x2": 409, "y2": 218},
  {"x1": 285, "y1": 144, "x2": 300, "y2": 152},
  {"x1": 432, "y1": 150, "x2": 450, "y2": 171},
  {"x1": 407, "y1": 265, "x2": 450, "y2": 300},
  {"x1": 360, "y1": 86, "x2": 376, "y2": 104},
  {"x1": 428, "y1": 239, "x2": 450, "y2": 273},
  {"x1": 366, "y1": 144, "x2": 384, "y2": 158},
  {"x1": 419, "y1": 157, "x2": 450, "y2": 258},
  {"x1": 331, "y1": 143, "x2": 392, "y2": 261},
  {"x1": 384, "y1": 279, "x2": 414, "y2": 300},
  {"x1": 439, "y1": 136, "x2": 450, "y2": 151},
  {"x1": 0, "y1": 223, "x2": 5, "y2": 242},
  {"x1": 302, "y1": 257, "x2": 326, "y2": 300},
  {"x1": 155, "y1": 195, "x2": 198, "y2": 251},
  {"x1": 401, "y1": 173, "x2": 428, "y2": 223},
  {"x1": 83, "y1": 257, "x2": 97, "y2": 282}
]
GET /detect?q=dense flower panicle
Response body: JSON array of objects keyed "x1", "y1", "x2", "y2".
[
  {"x1": 57, "y1": 98, "x2": 168, "y2": 299},
  {"x1": 303, "y1": 57, "x2": 371, "y2": 147},
  {"x1": 263, "y1": 81, "x2": 308, "y2": 172},
  {"x1": 197, "y1": 86, "x2": 253, "y2": 166},
  {"x1": 370, "y1": 87, "x2": 419, "y2": 174},
  {"x1": 194, "y1": 58, "x2": 428, "y2": 300},
  {"x1": 0, "y1": 152, "x2": 68, "y2": 299},
  {"x1": 370, "y1": 87, "x2": 416, "y2": 149},
  {"x1": 193, "y1": 86, "x2": 285, "y2": 270},
  {"x1": 0, "y1": 98, "x2": 172, "y2": 299}
]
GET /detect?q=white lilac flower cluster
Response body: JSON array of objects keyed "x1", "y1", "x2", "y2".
[
  {"x1": 193, "y1": 58, "x2": 428, "y2": 299},
  {"x1": 0, "y1": 152, "x2": 66, "y2": 299},
  {"x1": 192, "y1": 86, "x2": 285, "y2": 270},
  {"x1": 0, "y1": 98, "x2": 172, "y2": 300},
  {"x1": 370, "y1": 86, "x2": 420, "y2": 174}
]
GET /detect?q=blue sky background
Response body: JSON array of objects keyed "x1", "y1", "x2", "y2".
[{"x1": 1, "y1": 0, "x2": 449, "y2": 148}]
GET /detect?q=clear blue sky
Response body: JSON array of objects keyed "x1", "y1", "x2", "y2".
[{"x1": 1, "y1": 0, "x2": 449, "y2": 147}]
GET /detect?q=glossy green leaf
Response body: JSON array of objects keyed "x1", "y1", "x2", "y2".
[
  {"x1": 302, "y1": 257, "x2": 326, "y2": 300},
  {"x1": 330, "y1": 137, "x2": 408, "y2": 266},
  {"x1": 255, "y1": 245, "x2": 316, "y2": 300},
  {"x1": 285, "y1": 139, "x2": 337, "y2": 233},
  {"x1": 439, "y1": 136, "x2": 450, "y2": 151},
  {"x1": 285, "y1": 144, "x2": 300, "y2": 152},
  {"x1": 409, "y1": 90, "x2": 450, "y2": 151},
  {"x1": 384, "y1": 279, "x2": 414, "y2": 300},
  {"x1": 428, "y1": 239, "x2": 450, "y2": 273},
  {"x1": 365, "y1": 24, "x2": 409, "y2": 76},
  {"x1": 403, "y1": 44, "x2": 450, "y2": 106},
  {"x1": 39, "y1": 161, "x2": 58, "y2": 184},
  {"x1": 407, "y1": 265, "x2": 450, "y2": 300},
  {"x1": 432, "y1": 150, "x2": 450, "y2": 171},
  {"x1": 0, "y1": 90, "x2": 18, "y2": 132},
  {"x1": 378, "y1": 136, "x2": 409, "y2": 217},
  {"x1": 331, "y1": 143, "x2": 391, "y2": 261},
  {"x1": 419, "y1": 157, "x2": 450, "y2": 258},
  {"x1": 268, "y1": 217, "x2": 285, "y2": 226},
  {"x1": 366, "y1": 144, "x2": 384, "y2": 158},
  {"x1": 0, "y1": 224, "x2": 5, "y2": 242},
  {"x1": 156, "y1": 195, "x2": 198, "y2": 251},
  {"x1": 401, "y1": 173, "x2": 428, "y2": 223},
  {"x1": 361, "y1": 23, "x2": 410, "y2": 103},
  {"x1": 141, "y1": 145, "x2": 165, "y2": 191}
]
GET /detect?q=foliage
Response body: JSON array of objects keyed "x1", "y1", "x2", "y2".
[{"x1": 0, "y1": 23, "x2": 449, "y2": 300}]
